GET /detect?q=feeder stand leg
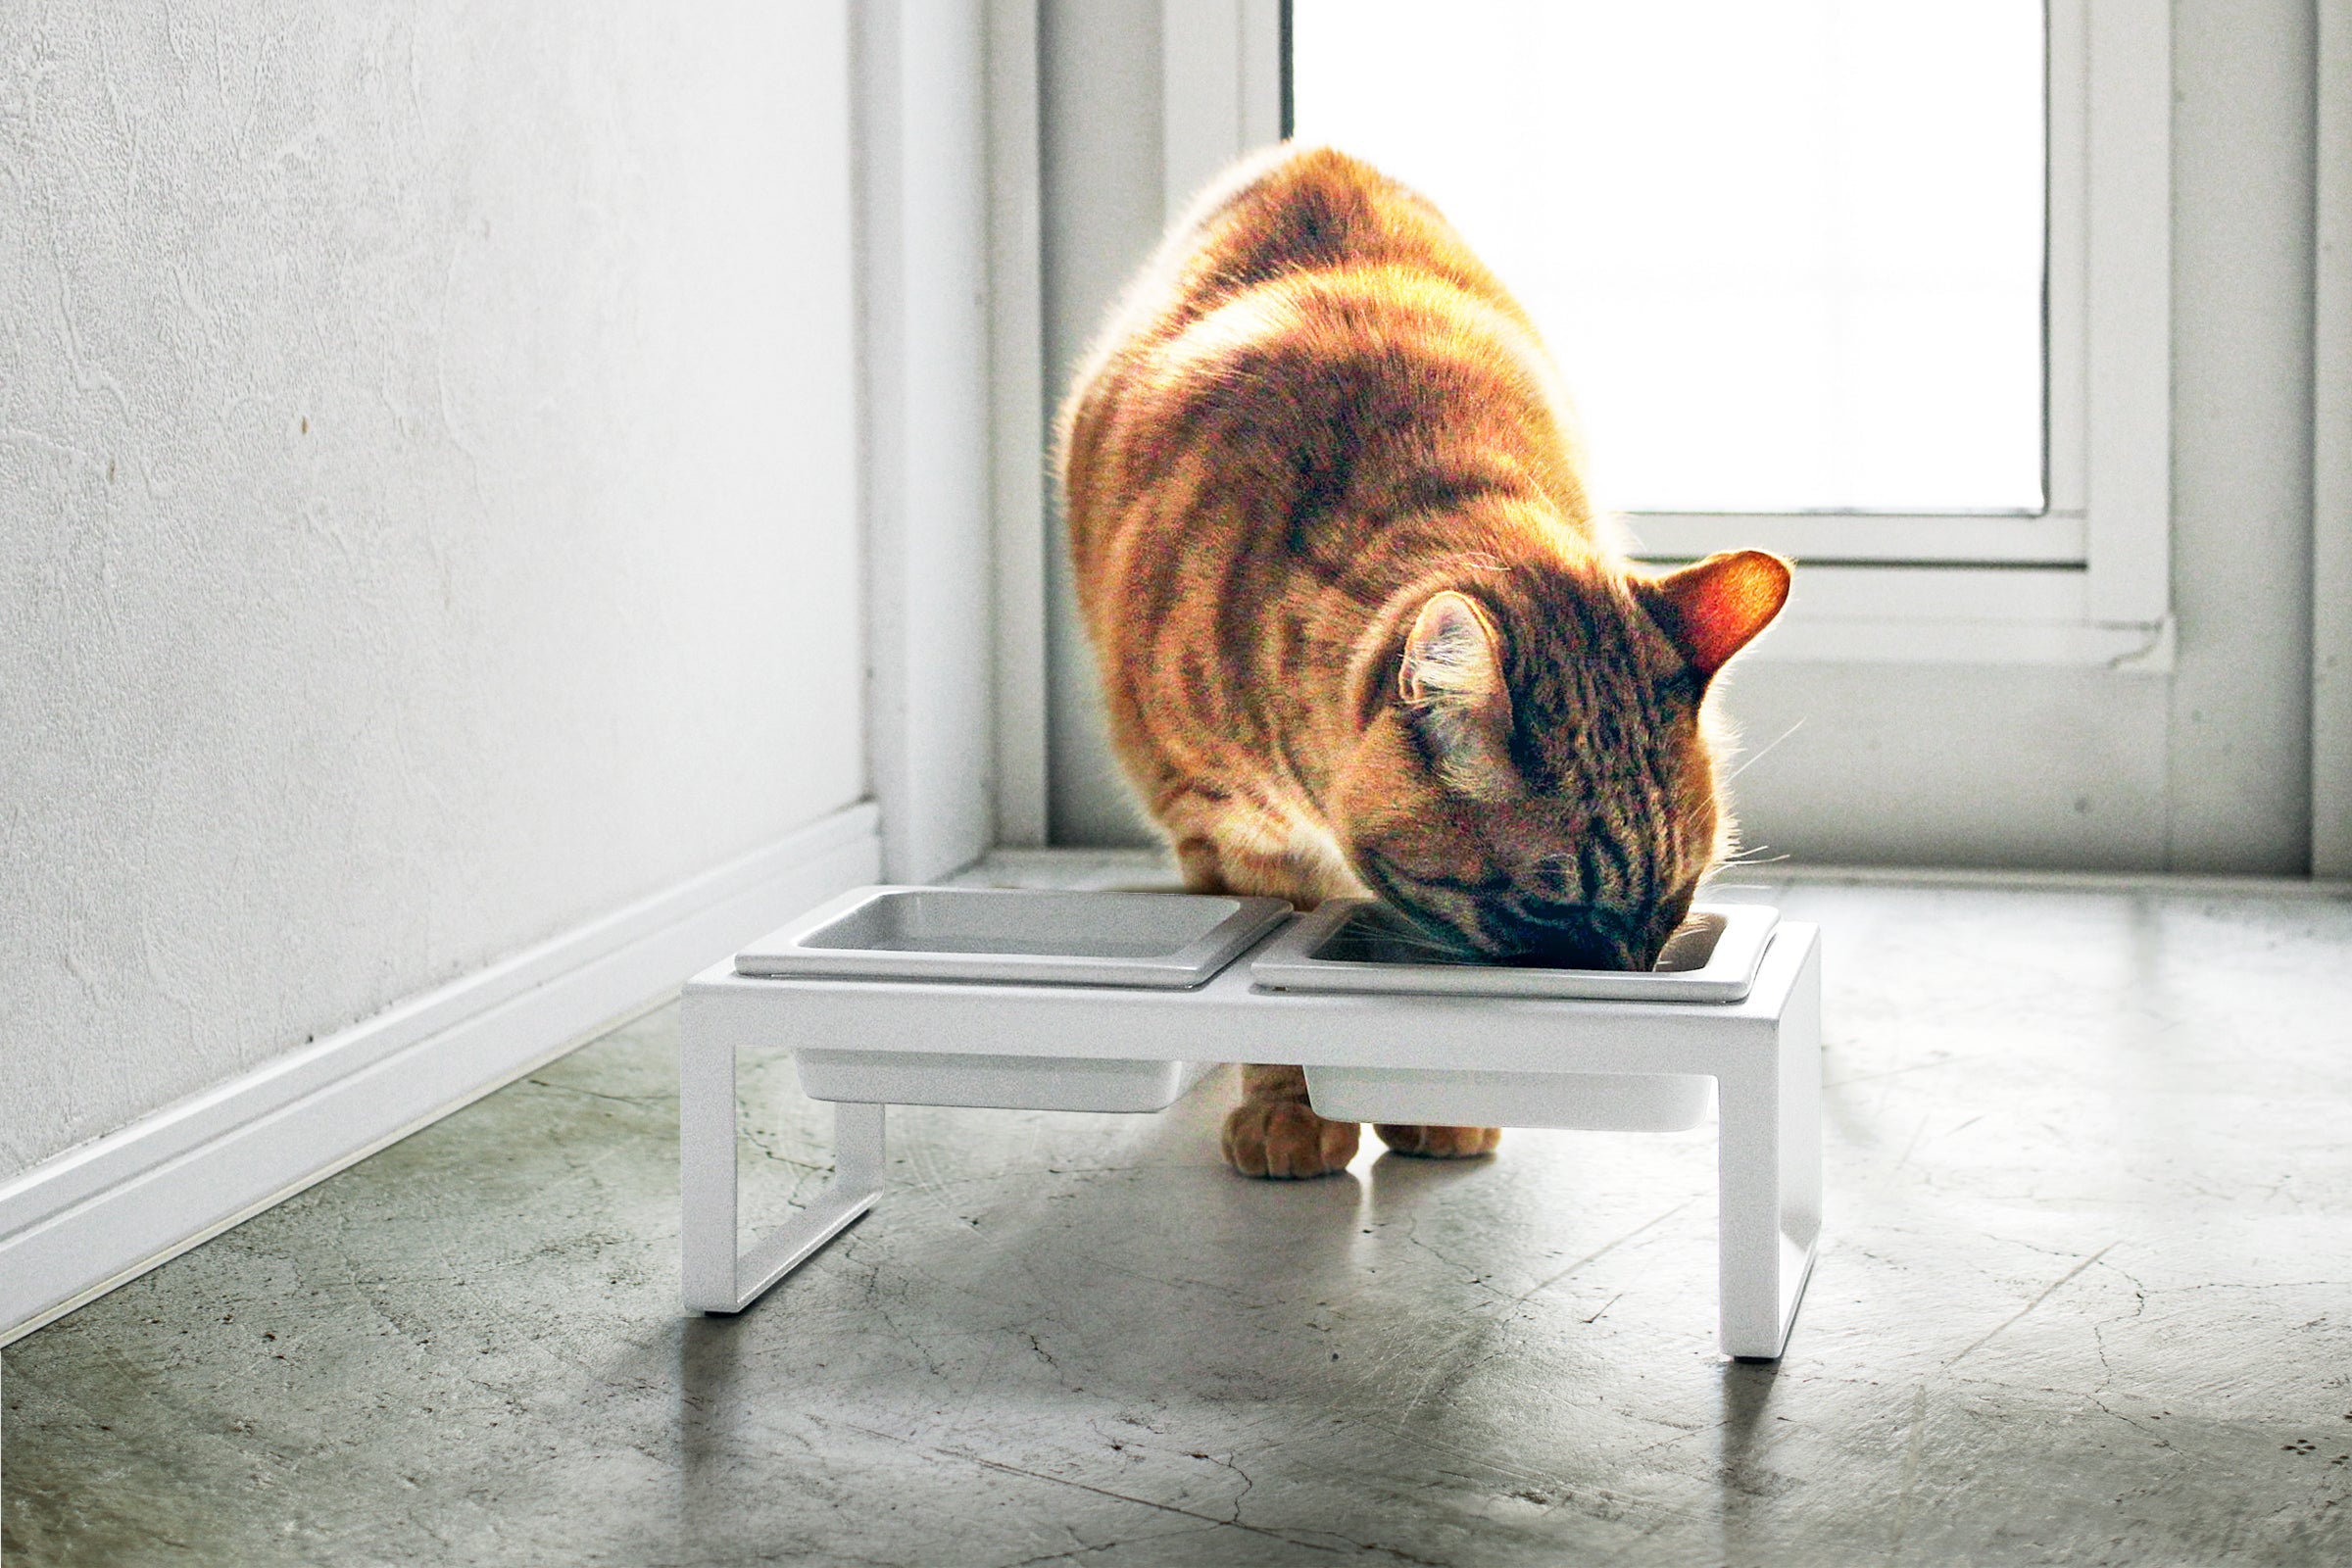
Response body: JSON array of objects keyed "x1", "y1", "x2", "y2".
[
  {"x1": 1713, "y1": 937, "x2": 1824, "y2": 1359},
  {"x1": 680, "y1": 1030, "x2": 885, "y2": 1315}
]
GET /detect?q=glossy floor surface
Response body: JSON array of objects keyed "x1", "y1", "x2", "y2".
[{"x1": 6, "y1": 867, "x2": 2351, "y2": 1565}]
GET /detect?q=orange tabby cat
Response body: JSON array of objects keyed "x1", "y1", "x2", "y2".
[{"x1": 1058, "y1": 146, "x2": 1790, "y2": 1179}]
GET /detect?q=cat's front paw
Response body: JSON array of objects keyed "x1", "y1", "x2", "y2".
[
  {"x1": 1222, "y1": 1099, "x2": 1359, "y2": 1179},
  {"x1": 1374, "y1": 1123, "x2": 1502, "y2": 1160}
]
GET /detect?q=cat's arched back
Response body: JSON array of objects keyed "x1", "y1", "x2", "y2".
[{"x1": 1059, "y1": 146, "x2": 1788, "y2": 973}]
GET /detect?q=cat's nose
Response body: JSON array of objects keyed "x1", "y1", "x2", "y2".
[{"x1": 1503, "y1": 925, "x2": 1640, "y2": 972}]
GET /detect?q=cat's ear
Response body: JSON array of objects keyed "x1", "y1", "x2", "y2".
[
  {"x1": 1399, "y1": 591, "x2": 1514, "y2": 792},
  {"x1": 1637, "y1": 551, "x2": 1792, "y2": 680}
]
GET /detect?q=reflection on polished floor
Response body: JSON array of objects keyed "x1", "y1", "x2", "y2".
[{"x1": 6, "y1": 869, "x2": 2350, "y2": 1566}]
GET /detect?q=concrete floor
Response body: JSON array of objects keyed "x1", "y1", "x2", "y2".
[{"x1": 6, "y1": 869, "x2": 2351, "y2": 1566}]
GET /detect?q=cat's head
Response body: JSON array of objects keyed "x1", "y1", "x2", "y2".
[{"x1": 1329, "y1": 550, "x2": 1790, "y2": 970}]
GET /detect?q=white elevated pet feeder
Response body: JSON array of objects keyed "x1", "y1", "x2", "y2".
[{"x1": 681, "y1": 886, "x2": 1822, "y2": 1360}]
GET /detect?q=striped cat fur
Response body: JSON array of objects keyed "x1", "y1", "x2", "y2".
[{"x1": 1059, "y1": 146, "x2": 1790, "y2": 1178}]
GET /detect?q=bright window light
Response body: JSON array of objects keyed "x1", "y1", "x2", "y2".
[{"x1": 1291, "y1": 0, "x2": 2047, "y2": 516}]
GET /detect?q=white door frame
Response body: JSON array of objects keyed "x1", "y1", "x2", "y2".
[
  {"x1": 987, "y1": 0, "x2": 1052, "y2": 849},
  {"x1": 856, "y1": 0, "x2": 1009, "y2": 878},
  {"x1": 2316, "y1": 0, "x2": 2352, "y2": 876}
]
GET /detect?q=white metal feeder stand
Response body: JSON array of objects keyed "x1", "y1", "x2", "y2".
[{"x1": 680, "y1": 888, "x2": 1823, "y2": 1360}]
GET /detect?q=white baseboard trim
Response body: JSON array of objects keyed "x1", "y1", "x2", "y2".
[{"x1": 0, "y1": 801, "x2": 881, "y2": 1348}]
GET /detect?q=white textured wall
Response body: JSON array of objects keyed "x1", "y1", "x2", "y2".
[{"x1": 0, "y1": 2, "x2": 865, "y2": 1179}]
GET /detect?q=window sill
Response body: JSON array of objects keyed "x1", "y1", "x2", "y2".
[
  {"x1": 1628, "y1": 512, "x2": 2087, "y2": 566},
  {"x1": 1709, "y1": 564, "x2": 2175, "y2": 673}
]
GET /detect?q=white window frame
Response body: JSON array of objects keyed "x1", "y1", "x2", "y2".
[{"x1": 1173, "y1": 0, "x2": 2175, "y2": 670}]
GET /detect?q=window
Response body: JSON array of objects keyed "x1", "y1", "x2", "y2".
[
  {"x1": 1160, "y1": 0, "x2": 2174, "y2": 663},
  {"x1": 1292, "y1": 1, "x2": 2046, "y2": 521}
]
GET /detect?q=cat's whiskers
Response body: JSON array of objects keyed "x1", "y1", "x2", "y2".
[
  {"x1": 1376, "y1": 932, "x2": 1479, "y2": 960},
  {"x1": 1356, "y1": 905, "x2": 1482, "y2": 958},
  {"x1": 1723, "y1": 718, "x2": 1805, "y2": 784}
]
